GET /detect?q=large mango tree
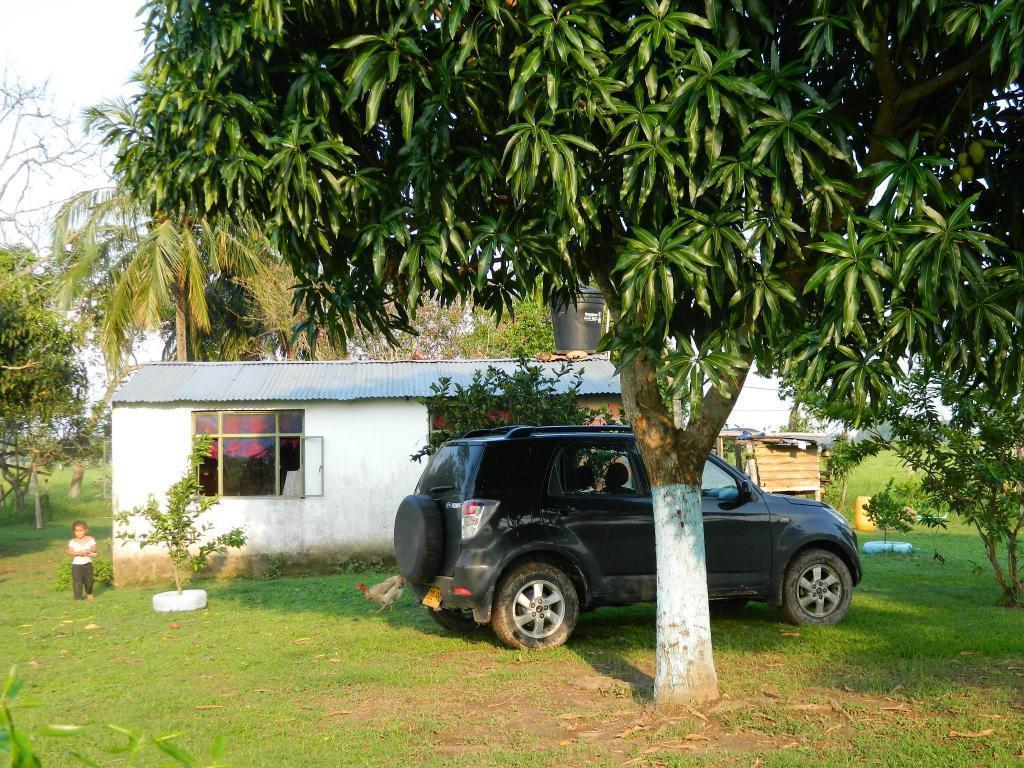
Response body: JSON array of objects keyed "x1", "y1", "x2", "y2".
[{"x1": 105, "y1": 0, "x2": 1024, "y2": 705}]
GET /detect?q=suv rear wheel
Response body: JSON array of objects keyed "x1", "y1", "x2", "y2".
[
  {"x1": 781, "y1": 548, "x2": 853, "y2": 626},
  {"x1": 492, "y1": 561, "x2": 579, "y2": 650}
]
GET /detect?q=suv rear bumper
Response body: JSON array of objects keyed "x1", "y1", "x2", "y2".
[{"x1": 413, "y1": 563, "x2": 497, "y2": 623}]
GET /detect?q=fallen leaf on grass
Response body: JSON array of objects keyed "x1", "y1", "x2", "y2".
[
  {"x1": 323, "y1": 710, "x2": 353, "y2": 717},
  {"x1": 27, "y1": 660, "x2": 39, "y2": 667},
  {"x1": 60, "y1": 620, "x2": 73, "y2": 625},
  {"x1": 780, "y1": 741, "x2": 800, "y2": 749},
  {"x1": 327, "y1": 658, "x2": 342, "y2": 664},
  {"x1": 958, "y1": 651, "x2": 976, "y2": 656},
  {"x1": 293, "y1": 637, "x2": 312, "y2": 645},
  {"x1": 194, "y1": 705, "x2": 224, "y2": 710},
  {"x1": 947, "y1": 729, "x2": 994, "y2": 739},
  {"x1": 170, "y1": 623, "x2": 180, "y2": 630},
  {"x1": 683, "y1": 734, "x2": 710, "y2": 742},
  {"x1": 559, "y1": 740, "x2": 572, "y2": 746},
  {"x1": 83, "y1": 624, "x2": 100, "y2": 630},
  {"x1": 780, "y1": 631, "x2": 801, "y2": 638}
]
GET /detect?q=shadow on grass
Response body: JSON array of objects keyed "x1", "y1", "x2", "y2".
[{"x1": 196, "y1": 563, "x2": 1024, "y2": 705}]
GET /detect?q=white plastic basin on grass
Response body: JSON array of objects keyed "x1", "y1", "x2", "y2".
[
  {"x1": 862, "y1": 541, "x2": 913, "y2": 555},
  {"x1": 152, "y1": 589, "x2": 208, "y2": 612}
]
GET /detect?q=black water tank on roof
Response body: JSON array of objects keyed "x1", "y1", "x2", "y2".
[{"x1": 550, "y1": 286, "x2": 605, "y2": 353}]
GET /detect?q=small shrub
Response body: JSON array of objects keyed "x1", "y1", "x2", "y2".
[
  {"x1": 415, "y1": 357, "x2": 615, "y2": 460},
  {"x1": 865, "y1": 479, "x2": 916, "y2": 542},
  {"x1": 264, "y1": 553, "x2": 288, "y2": 580},
  {"x1": 114, "y1": 436, "x2": 246, "y2": 594},
  {"x1": 54, "y1": 556, "x2": 113, "y2": 592}
]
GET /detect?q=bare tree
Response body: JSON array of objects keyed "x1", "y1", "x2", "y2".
[{"x1": 0, "y1": 72, "x2": 89, "y2": 250}]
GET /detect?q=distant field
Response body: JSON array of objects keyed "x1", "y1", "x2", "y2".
[
  {"x1": 0, "y1": 462, "x2": 111, "y2": 529},
  {"x1": 2, "y1": 459, "x2": 1023, "y2": 766},
  {"x1": 826, "y1": 449, "x2": 911, "y2": 512}
]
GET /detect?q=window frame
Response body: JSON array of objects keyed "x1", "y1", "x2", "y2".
[
  {"x1": 192, "y1": 409, "x2": 306, "y2": 499},
  {"x1": 546, "y1": 440, "x2": 646, "y2": 499}
]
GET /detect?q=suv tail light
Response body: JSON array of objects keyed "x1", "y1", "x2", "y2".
[{"x1": 461, "y1": 499, "x2": 500, "y2": 540}]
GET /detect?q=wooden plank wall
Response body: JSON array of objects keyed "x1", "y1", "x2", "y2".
[{"x1": 752, "y1": 443, "x2": 821, "y2": 500}]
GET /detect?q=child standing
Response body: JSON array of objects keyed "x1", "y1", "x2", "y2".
[{"x1": 67, "y1": 520, "x2": 97, "y2": 601}]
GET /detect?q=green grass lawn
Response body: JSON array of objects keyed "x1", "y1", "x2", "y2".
[{"x1": 2, "y1": 464, "x2": 1023, "y2": 767}]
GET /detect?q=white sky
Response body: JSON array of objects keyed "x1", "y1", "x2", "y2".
[
  {"x1": 0, "y1": 0, "x2": 144, "y2": 114},
  {"x1": 0, "y1": 0, "x2": 145, "y2": 246}
]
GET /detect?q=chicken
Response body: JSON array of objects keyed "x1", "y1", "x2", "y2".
[{"x1": 357, "y1": 575, "x2": 405, "y2": 611}]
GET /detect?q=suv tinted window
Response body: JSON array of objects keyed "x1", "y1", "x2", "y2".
[
  {"x1": 549, "y1": 443, "x2": 639, "y2": 496},
  {"x1": 475, "y1": 443, "x2": 537, "y2": 496},
  {"x1": 416, "y1": 443, "x2": 482, "y2": 495}
]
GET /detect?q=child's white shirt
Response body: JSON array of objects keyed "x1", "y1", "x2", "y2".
[{"x1": 69, "y1": 536, "x2": 96, "y2": 565}]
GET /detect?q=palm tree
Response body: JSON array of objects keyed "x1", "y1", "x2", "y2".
[
  {"x1": 52, "y1": 185, "x2": 272, "y2": 370},
  {"x1": 51, "y1": 99, "x2": 274, "y2": 371}
]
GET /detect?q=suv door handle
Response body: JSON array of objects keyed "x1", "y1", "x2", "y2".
[{"x1": 776, "y1": 516, "x2": 791, "y2": 524}]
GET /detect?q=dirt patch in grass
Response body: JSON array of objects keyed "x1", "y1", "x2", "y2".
[{"x1": 310, "y1": 664, "x2": 882, "y2": 764}]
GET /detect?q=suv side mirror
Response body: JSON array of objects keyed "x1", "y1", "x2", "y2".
[{"x1": 738, "y1": 479, "x2": 754, "y2": 502}]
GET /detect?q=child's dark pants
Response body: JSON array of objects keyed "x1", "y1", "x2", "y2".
[{"x1": 72, "y1": 563, "x2": 94, "y2": 600}]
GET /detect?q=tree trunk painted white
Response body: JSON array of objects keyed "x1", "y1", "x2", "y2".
[{"x1": 653, "y1": 483, "x2": 718, "y2": 706}]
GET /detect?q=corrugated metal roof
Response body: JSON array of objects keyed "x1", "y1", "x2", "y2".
[{"x1": 112, "y1": 358, "x2": 621, "y2": 404}]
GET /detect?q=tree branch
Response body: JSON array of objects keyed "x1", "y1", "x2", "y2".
[
  {"x1": 871, "y1": 19, "x2": 901, "y2": 100},
  {"x1": 895, "y1": 48, "x2": 990, "y2": 107}
]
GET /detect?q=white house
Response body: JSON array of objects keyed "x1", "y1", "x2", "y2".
[{"x1": 110, "y1": 358, "x2": 621, "y2": 584}]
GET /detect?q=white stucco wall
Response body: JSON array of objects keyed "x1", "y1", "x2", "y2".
[{"x1": 111, "y1": 398, "x2": 429, "y2": 581}]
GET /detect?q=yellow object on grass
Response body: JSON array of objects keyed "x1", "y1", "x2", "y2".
[{"x1": 853, "y1": 496, "x2": 877, "y2": 532}]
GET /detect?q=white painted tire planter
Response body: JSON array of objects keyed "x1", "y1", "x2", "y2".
[
  {"x1": 152, "y1": 589, "x2": 208, "y2": 612},
  {"x1": 862, "y1": 541, "x2": 913, "y2": 555}
]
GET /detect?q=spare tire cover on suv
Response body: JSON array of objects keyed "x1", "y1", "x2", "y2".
[{"x1": 394, "y1": 494, "x2": 445, "y2": 583}]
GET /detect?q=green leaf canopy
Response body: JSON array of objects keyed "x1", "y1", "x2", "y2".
[{"x1": 110, "y1": 0, "x2": 1024, "y2": 423}]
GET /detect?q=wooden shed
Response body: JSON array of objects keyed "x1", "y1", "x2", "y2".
[{"x1": 717, "y1": 430, "x2": 830, "y2": 500}]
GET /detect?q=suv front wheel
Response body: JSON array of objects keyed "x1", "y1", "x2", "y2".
[
  {"x1": 781, "y1": 548, "x2": 853, "y2": 626},
  {"x1": 492, "y1": 561, "x2": 579, "y2": 650}
]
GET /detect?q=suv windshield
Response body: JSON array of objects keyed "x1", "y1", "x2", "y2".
[{"x1": 416, "y1": 443, "x2": 482, "y2": 496}]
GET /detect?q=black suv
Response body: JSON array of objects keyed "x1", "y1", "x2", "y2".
[{"x1": 394, "y1": 425, "x2": 861, "y2": 650}]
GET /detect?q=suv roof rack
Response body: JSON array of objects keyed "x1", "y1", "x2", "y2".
[
  {"x1": 461, "y1": 425, "x2": 534, "y2": 438},
  {"x1": 503, "y1": 424, "x2": 633, "y2": 439}
]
